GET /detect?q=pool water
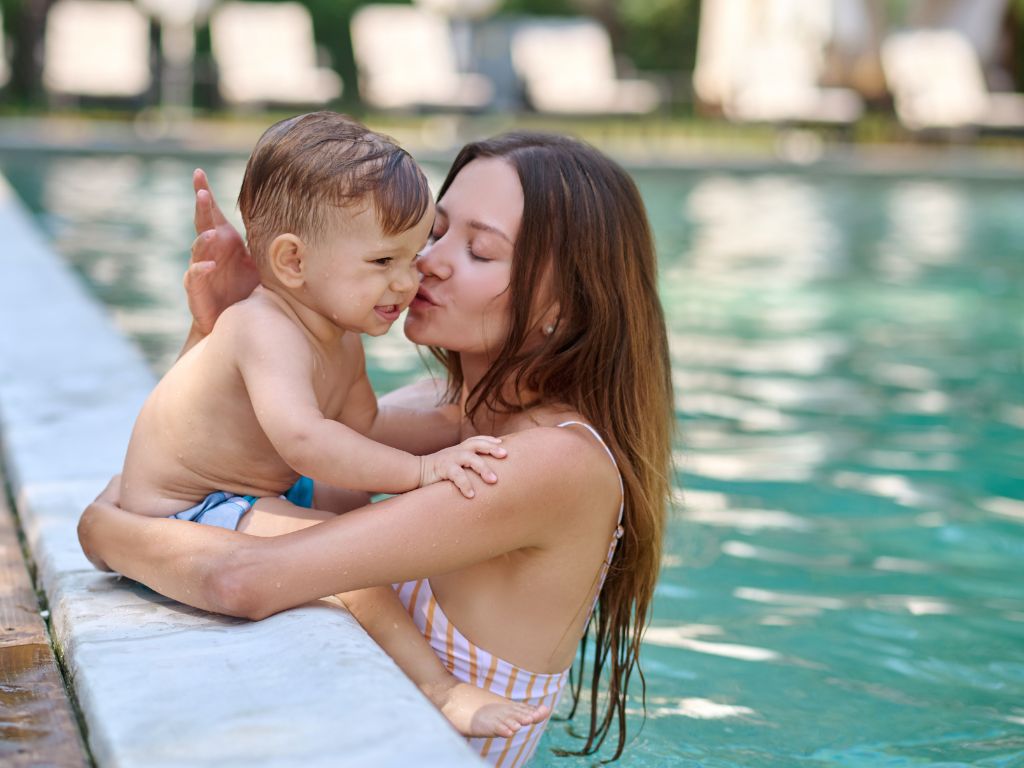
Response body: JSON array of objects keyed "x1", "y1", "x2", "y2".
[{"x1": 3, "y1": 151, "x2": 1022, "y2": 767}]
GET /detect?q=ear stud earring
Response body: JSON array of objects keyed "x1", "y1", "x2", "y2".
[{"x1": 544, "y1": 324, "x2": 555, "y2": 335}]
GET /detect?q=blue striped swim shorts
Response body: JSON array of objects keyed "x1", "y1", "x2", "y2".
[{"x1": 169, "y1": 477, "x2": 315, "y2": 531}]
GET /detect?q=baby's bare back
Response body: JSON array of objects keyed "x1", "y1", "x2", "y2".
[{"x1": 119, "y1": 296, "x2": 355, "y2": 516}]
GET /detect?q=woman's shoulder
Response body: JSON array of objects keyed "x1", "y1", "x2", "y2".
[{"x1": 498, "y1": 421, "x2": 621, "y2": 503}]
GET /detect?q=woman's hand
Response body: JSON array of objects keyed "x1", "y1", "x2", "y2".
[{"x1": 186, "y1": 169, "x2": 260, "y2": 335}]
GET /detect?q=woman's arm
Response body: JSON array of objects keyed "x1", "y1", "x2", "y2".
[{"x1": 79, "y1": 427, "x2": 595, "y2": 620}]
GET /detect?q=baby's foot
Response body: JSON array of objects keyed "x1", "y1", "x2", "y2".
[{"x1": 425, "y1": 680, "x2": 550, "y2": 738}]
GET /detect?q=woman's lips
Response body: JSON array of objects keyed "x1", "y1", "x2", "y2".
[{"x1": 410, "y1": 287, "x2": 440, "y2": 309}]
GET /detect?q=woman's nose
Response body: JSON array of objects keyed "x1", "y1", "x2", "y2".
[{"x1": 415, "y1": 242, "x2": 453, "y2": 281}]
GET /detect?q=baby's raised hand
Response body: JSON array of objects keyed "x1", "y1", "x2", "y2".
[{"x1": 419, "y1": 437, "x2": 507, "y2": 498}]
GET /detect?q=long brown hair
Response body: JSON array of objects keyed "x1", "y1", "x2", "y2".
[{"x1": 430, "y1": 133, "x2": 674, "y2": 760}]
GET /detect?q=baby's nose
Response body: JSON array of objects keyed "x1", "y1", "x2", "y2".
[{"x1": 392, "y1": 265, "x2": 418, "y2": 294}]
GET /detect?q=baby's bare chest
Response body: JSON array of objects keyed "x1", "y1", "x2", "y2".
[{"x1": 308, "y1": 345, "x2": 361, "y2": 419}]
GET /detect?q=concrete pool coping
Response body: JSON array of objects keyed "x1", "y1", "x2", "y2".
[{"x1": 0, "y1": 173, "x2": 484, "y2": 767}]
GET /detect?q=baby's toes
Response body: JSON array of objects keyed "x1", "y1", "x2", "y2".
[
  {"x1": 500, "y1": 715, "x2": 524, "y2": 734},
  {"x1": 509, "y1": 704, "x2": 538, "y2": 724}
]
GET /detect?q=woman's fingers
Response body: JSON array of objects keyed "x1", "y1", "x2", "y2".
[{"x1": 192, "y1": 169, "x2": 229, "y2": 231}]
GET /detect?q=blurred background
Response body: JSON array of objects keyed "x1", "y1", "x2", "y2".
[
  {"x1": 1, "y1": 2, "x2": 1022, "y2": 767},
  {"x1": 1, "y1": 0, "x2": 1024, "y2": 150}
]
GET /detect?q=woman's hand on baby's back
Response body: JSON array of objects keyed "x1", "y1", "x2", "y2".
[
  {"x1": 186, "y1": 169, "x2": 260, "y2": 335},
  {"x1": 418, "y1": 437, "x2": 507, "y2": 498}
]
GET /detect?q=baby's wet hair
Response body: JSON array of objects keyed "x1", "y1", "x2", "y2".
[{"x1": 238, "y1": 111, "x2": 432, "y2": 265}]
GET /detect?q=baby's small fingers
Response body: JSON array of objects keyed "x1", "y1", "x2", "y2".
[
  {"x1": 448, "y1": 467, "x2": 475, "y2": 498},
  {"x1": 465, "y1": 438, "x2": 507, "y2": 458},
  {"x1": 464, "y1": 456, "x2": 498, "y2": 484}
]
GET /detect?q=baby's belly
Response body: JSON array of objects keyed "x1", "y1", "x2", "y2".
[{"x1": 120, "y1": 451, "x2": 298, "y2": 517}]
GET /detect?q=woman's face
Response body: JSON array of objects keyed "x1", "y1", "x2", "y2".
[{"x1": 405, "y1": 157, "x2": 523, "y2": 358}]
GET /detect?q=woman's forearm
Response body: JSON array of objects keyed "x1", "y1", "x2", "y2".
[
  {"x1": 79, "y1": 500, "x2": 253, "y2": 615},
  {"x1": 82, "y1": 428, "x2": 575, "y2": 622}
]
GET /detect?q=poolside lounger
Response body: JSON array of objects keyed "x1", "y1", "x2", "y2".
[
  {"x1": 42, "y1": 0, "x2": 152, "y2": 100},
  {"x1": 210, "y1": 1, "x2": 342, "y2": 108},
  {"x1": 510, "y1": 18, "x2": 661, "y2": 115},
  {"x1": 350, "y1": 4, "x2": 493, "y2": 111},
  {"x1": 693, "y1": 0, "x2": 863, "y2": 125},
  {"x1": 881, "y1": 29, "x2": 1024, "y2": 131}
]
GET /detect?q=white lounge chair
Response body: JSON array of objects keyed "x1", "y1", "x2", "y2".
[
  {"x1": 350, "y1": 4, "x2": 492, "y2": 111},
  {"x1": 881, "y1": 29, "x2": 1024, "y2": 131},
  {"x1": 42, "y1": 0, "x2": 152, "y2": 99},
  {"x1": 510, "y1": 18, "x2": 660, "y2": 115},
  {"x1": 693, "y1": 0, "x2": 863, "y2": 124},
  {"x1": 210, "y1": 1, "x2": 342, "y2": 108}
]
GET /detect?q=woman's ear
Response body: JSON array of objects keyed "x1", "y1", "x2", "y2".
[{"x1": 267, "y1": 234, "x2": 306, "y2": 289}]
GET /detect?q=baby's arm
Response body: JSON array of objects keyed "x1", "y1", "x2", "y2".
[
  {"x1": 340, "y1": 365, "x2": 461, "y2": 455},
  {"x1": 233, "y1": 308, "x2": 502, "y2": 497}
]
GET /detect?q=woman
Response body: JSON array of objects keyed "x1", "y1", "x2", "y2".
[{"x1": 79, "y1": 132, "x2": 673, "y2": 764}]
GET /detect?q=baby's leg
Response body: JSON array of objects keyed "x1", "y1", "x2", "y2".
[
  {"x1": 241, "y1": 497, "x2": 547, "y2": 737},
  {"x1": 339, "y1": 587, "x2": 549, "y2": 738},
  {"x1": 312, "y1": 483, "x2": 372, "y2": 516}
]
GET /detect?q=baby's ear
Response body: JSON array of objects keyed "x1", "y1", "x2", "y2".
[{"x1": 267, "y1": 234, "x2": 306, "y2": 288}]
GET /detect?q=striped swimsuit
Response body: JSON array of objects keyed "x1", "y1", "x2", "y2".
[{"x1": 394, "y1": 421, "x2": 625, "y2": 767}]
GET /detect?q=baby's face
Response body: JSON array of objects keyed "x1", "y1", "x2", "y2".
[{"x1": 302, "y1": 202, "x2": 433, "y2": 336}]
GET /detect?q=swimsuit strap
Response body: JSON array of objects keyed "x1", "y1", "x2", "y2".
[{"x1": 555, "y1": 419, "x2": 625, "y2": 539}]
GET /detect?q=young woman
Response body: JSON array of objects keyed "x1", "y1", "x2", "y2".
[{"x1": 79, "y1": 132, "x2": 674, "y2": 765}]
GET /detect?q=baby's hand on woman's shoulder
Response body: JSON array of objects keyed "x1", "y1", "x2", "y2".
[{"x1": 419, "y1": 437, "x2": 507, "y2": 498}]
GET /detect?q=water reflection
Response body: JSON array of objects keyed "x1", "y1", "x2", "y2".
[
  {"x1": 4, "y1": 154, "x2": 1024, "y2": 768},
  {"x1": 685, "y1": 174, "x2": 842, "y2": 284}
]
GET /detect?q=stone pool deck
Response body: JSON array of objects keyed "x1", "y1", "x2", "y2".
[{"x1": 0, "y1": 174, "x2": 483, "y2": 766}]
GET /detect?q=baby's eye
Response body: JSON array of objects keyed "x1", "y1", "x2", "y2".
[{"x1": 373, "y1": 257, "x2": 393, "y2": 266}]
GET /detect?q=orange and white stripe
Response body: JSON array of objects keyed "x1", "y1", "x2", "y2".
[{"x1": 394, "y1": 421, "x2": 624, "y2": 767}]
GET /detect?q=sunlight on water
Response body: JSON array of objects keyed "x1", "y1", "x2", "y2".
[{"x1": 2, "y1": 151, "x2": 1022, "y2": 767}]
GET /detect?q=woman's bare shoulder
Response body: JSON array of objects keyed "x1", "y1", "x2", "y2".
[{"x1": 496, "y1": 425, "x2": 620, "y2": 511}]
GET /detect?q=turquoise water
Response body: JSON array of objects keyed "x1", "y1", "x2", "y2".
[{"x1": 3, "y1": 151, "x2": 1023, "y2": 767}]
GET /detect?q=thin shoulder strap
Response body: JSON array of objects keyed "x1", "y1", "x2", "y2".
[
  {"x1": 556, "y1": 420, "x2": 616, "y2": 465},
  {"x1": 556, "y1": 420, "x2": 625, "y2": 527}
]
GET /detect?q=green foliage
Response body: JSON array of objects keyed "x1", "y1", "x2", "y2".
[
  {"x1": 501, "y1": 0, "x2": 576, "y2": 14},
  {"x1": 618, "y1": 0, "x2": 700, "y2": 72}
]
